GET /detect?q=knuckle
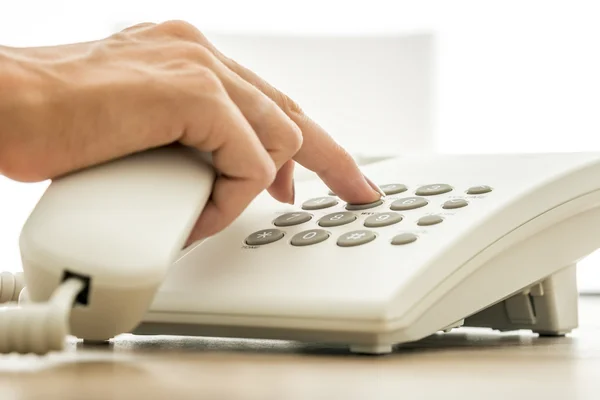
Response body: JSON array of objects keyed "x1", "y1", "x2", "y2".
[
  {"x1": 274, "y1": 90, "x2": 304, "y2": 116},
  {"x1": 157, "y1": 20, "x2": 202, "y2": 41},
  {"x1": 285, "y1": 122, "x2": 303, "y2": 154},
  {"x1": 252, "y1": 157, "x2": 277, "y2": 186},
  {"x1": 172, "y1": 42, "x2": 216, "y2": 67},
  {"x1": 187, "y1": 65, "x2": 223, "y2": 93}
]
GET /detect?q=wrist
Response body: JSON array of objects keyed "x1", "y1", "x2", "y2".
[{"x1": 0, "y1": 48, "x2": 49, "y2": 180}]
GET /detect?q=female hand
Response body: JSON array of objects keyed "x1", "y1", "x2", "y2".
[{"x1": 0, "y1": 20, "x2": 382, "y2": 240}]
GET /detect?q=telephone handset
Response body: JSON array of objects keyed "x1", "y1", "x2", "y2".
[{"x1": 5, "y1": 148, "x2": 600, "y2": 355}]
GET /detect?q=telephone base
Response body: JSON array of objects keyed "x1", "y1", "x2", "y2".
[{"x1": 463, "y1": 264, "x2": 579, "y2": 336}]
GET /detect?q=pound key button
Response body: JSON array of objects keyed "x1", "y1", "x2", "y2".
[{"x1": 337, "y1": 230, "x2": 377, "y2": 247}]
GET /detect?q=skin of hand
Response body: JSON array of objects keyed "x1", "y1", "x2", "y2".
[{"x1": 0, "y1": 20, "x2": 383, "y2": 242}]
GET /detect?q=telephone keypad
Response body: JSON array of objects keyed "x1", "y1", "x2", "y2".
[
  {"x1": 363, "y1": 212, "x2": 403, "y2": 228},
  {"x1": 318, "y1": 212, "x2": 357, "y2": 227},
  {"x1": 273, "y1": 212, "x2": 313, "y2": 227},
  {"x1": 337, "y1": 230, "x2": 377, "y2": 247},
  {"x1": 345, "y1": 199, "x2": 384, "y2": 211},
  {"x1": 302, "y1": 197, "x2": 338, "y2": 210},
  {"x1": 415, "y1": 184, "x2": 453, "y2": 196},
  {"x1": 390, "y1": 197, "x2": 428, "y2": 211},
  {"x1": 291, "y1": 229, "x2": 330, "y2": 246},
  {"x1": 246, "y1": 229, "x2": 285, "y2": 246},
  {"x1": 249, "y1": 182, "x2": 493, "y2": 247}
]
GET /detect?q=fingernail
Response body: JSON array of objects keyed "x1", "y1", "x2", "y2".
[{"x1": 363, "y1": 174, "x2": 386, "y2": 198}]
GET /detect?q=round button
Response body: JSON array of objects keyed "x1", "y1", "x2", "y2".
[
  {"x1": 337, "y1": 230, "x2": 376, "y2": 247},
  {"x1": 291, "y1": 229, "x2": 330, "y2": 246},
  {"x1": 345, "y1": 199, "x2": 384, "y2": 211},
  {"x1": 364, "y1": 212, "x2": 403, "y2": 228},
  {"x1": 380, "y1": 184, "x2": 408, "y2": 195},
  {"x1": 390, "y1": 197, "x2": 428, "y2": 211},
  {"x1": 302, "y1": 196, "x2": 338, "y2": 210},
  {"x1": 273, "y1": 212, "x2": 313, "y2": 227},
  {"x1": 417, "y1": 215, "x2": 444, "y2": 226},
  {"x1": 467, "y1": 185, "x2": 493, "y2": 195},
  {"x1": 318, "y1": 212, "x2": 357, "y2": 227},
  {"x1": 442, "y1": 198, "x2": 468, "y2": 209},
  {"x1": 245, "y1": 229, "x2": 285, "y2": 246},
  {"x1": 415, "y1": 184, "x2": 453, "y2": 196},
  {"x1": 391, "y1": 233, "x2": 418, "y2": 245}
]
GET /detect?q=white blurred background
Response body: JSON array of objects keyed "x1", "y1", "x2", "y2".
[{"x1": 1, "y1": 0, "x2": 599, "y2": 291}]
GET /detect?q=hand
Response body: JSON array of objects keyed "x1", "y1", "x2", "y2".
[{"x1": 0, "y1": 20, "x2": 383, "y2": 241}]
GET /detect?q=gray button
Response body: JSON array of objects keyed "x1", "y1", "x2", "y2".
[
  {"x1": 273, "y1": 212, "x2": 312, "y2": 227},
  {"x1": 442, "y1": 198, "x2": 468, "y2": 209},
  {"x1": 415, "y1": 184, "x2": 453, "y2": 196},
  {"x1": 291, "y1": 229, "x2": 330, "y2": 246},
  {"x1": 337, "y1": 230, "x2": 377, "y2": 247},
  {"x1": 345, "y1": 199, "x2": 384, "y2": 211},
  {"x1": 390, "y1": 197, "x2": 428, "y2": 211},
  {"x1": 302, "y1": 196, "x2": 338, "y2": 210},
  {"x1": 364, "y1": 212, "x2": 403, "y2": 228},
  {"x1": 318, "y1": 212, "x2": 357, "y2": 227},
  {"x1": 245, "y1": 229, "x2": 284, "y2": 246},
  {"x1": 380, "y1": 184, "x2": 408, "y2": 195},
  {"x1": 467, "y1": 185, "x2": 493, "y2": 195},
  {"x1": 417, "y1": 215, "x2": 444, "y2": 226},
  {"x1": 391, "y1": 233, "x2": 418, "y2": 245}
]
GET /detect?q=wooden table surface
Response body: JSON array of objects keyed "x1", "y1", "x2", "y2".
[{"x1": 1, "y1": 296, "x2": 599, "y2": 400}]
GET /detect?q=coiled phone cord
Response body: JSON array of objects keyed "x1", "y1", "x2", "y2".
[{"x1": 0, "y1": 271, "x2": 84, "y2": 355}]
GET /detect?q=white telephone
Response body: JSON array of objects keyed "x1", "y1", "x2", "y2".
[{"x1": 2, "y1": 145, "x2": 600, "y2": 355}]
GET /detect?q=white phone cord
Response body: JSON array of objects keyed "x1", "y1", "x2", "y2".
[{"x1": 0, "y1": 271, "x2": 84, "y2": 355}]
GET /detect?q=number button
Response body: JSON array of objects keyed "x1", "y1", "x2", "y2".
[
  {"x1": 290, "y1": 229, "x2": 330, "y2": 246},
  {"x1": 273, "y1": 212, "x2": 313, "y2": 227},
  {"x1": 364, "y1": 212, "x2": 403, "y2": 228},
  {"x1": 345, "y1": 199, "x2": 384, "y2": 211},
  {"x1": 415, "y1": 184, "x2": 453, "y2": 196},
  {"x1": 380, "y1": 184, "x2": 408, "y2": 195},
  {"x1": 390, "y1": 197, "x2": 428, "y2": 211},
  {"x1": 302, "y1": 197, "x2": 338, "y2": 210},
  {"x1": 318, "y1": 212, "x2": 357, "y2": 227}
]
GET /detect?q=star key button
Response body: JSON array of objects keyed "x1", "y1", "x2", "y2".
[{"x1": 245, "y1": 229, "x2": 284, "y2": 246}]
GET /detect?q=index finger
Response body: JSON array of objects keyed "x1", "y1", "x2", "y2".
[{"x1": 199, "y1": 41, "x2": 383, "y2": 204}]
